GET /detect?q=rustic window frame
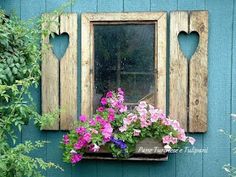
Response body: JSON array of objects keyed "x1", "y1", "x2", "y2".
[{"x1": 81, "y1": 12, "x2": 167, "y2": 117}]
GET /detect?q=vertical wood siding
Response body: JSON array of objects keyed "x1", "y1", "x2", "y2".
[{"x1": 0, "y1": 0, "x2": 235, "y2": 176}]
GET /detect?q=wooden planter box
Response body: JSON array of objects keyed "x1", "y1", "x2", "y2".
[{"x1": 84, "y1": 138, "x2": 168, "y2": 161}]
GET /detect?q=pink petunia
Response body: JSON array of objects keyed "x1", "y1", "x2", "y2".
[
  {"x1": 83, "y1": 132, "x2": 92, "y2": 143},
  {"x1": 63, "y1": 135, "x2": 69, "y2": 144},
  {"x1": 108, "y1": 113, "x2": 115, "y2": 121},
  {"x1": 119, "y1": 125, "x2": 128, "y2": 132},
  {"x1": 76, "y1": 127, "x2": 86, "y2": 135},
  {"x1": 138, "y1": 101, "x2": 147, "y2": 109},
  {"x1": 96, "y1": 115, "x2": 106, "y2": 126},
  {"x1": 97, "y1": 107, "x2": 105, "y2": 112},
  {"x1": 71, "y1": 153, "x2": 83, "y2": 164},
  {"x1": 188, "y1": 137, "x2": 196, "y2": 145},
  {"x1": 106, "y1": 91, "x2": 113, "y2": 98},
  {"x1": 74, "y1": 139, "x2": 86, "y2": 150},
  {"x1": 101, "y1": 98, "x2": 107, "y2": 105},
  {"x1": 162, "y1": 135, "x2": 178, "y2": 144},
  {"x1": 133, "y1": 129, "x2": 141, "y2": 136},
  {"x1": 89, "y1": 119, "x2": 96, "y2": 126},
  {"x1": 119, "y1": 105, "x2": 127, "y2": 113},
  {"x1": 101, "y1": 123, "x2": 113, "y2": 139},
  {"x1": 79, "y1": 115, "x2": 87, "y2": 122}
]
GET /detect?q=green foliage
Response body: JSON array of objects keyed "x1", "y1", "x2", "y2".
[{"x1": 0, "y1": 9, "x2": 62, "y2": 177}]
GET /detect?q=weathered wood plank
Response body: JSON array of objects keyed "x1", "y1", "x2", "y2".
[
  {"x1": 169, "y1": 11, "x2": 188, "y2": 131},
  {"x1": 41, "y1": 14, "x2": 60, "y2": 130},
  {"x1": 189, "y1": 11, "x2": 208, "y2": 132},
  {"x1": 60, "y1": 13, "x2": 78, "y2": 130},
  {"x1": 156, "y1": 13, "x2": 167, "y2": 113}
]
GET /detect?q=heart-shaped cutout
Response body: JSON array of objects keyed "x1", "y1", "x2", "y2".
[
  {"x1": 49, "y1": 32, "x2": 69, "y2": 60},
  {"x1": 178, "y1": 31, "x2": 199, "y2": 60}
]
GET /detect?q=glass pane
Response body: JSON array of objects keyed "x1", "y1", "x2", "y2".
[{"x1": 94, "y1": 24, "x2": 155, "y2": 109}]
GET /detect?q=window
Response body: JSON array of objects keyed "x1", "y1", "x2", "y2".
[{"x1": 81, "y1": 12, "x2": 167, "y2": 117}]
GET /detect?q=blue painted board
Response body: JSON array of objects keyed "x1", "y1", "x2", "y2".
[
  {"x1": 98, "y1": 0, "x2": 123, "y2": 12},
  {"x1": 231, "y1": 0, "x2": 236, "y2": 172},
  {"x1": 124, "y1": 0, "x2": 150, "y2": 12},
  {"x1": 151, "y1": 0, "x2": 177, "y2": 11},
  {"x1": 203, "y1": 0, "x2": 233, "y2": 177}
]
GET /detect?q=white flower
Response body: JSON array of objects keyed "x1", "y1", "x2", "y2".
[
  {"x1": 70, "y1": 149, "x2": 77, "y2": 154},
  {"x1": 164, "y1": 144, "x2": 172, "y2": 152}
]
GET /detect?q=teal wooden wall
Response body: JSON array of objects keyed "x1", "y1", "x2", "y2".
[{"x1": 0, "y1": 0, "x2": 235, "y2": 177}]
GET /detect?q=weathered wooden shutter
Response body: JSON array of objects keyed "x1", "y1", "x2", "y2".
[
  {"x1": 170, "y1": 11, "x2": 208, "y2": 133},
  {"x1": 41, "y1": 13, "x2": 78, "y2": 130}
]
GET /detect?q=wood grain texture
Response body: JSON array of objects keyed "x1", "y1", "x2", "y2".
[
  {"x1": 189, "y1": 11, "x2": 208, "y2": 132},
  {"x1": 60, "y1": 13, "x2": 78, "y2": 130},
  {"x1": 41, "y1": 14, "x2": 60, "y2": 130},
  {"x1": 156, "y1": 13, "x2": 167, "y2": 113},
  {"x1": 169, "y1": 11, "x2": 188, "y2": 131}
]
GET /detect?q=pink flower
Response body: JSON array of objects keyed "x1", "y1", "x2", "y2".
[
  {"x1": 74, "y1": 139, "x2": 86, "y2": 150},
  {"x1": 83, "y1": 132, "x2": 92, "y2": 143},
  {"x1": 76, "y1": 127, "x2": 86, "y2": 135},
  {"x1": 79, "y1": 115, "x2": 87, "y2": 122},
  {"x1": 177, "y1": 131, "x2": 187, "y2": 141},
  {"x1": 108, "y1": 108, "x2": 115, "y2": 114},
  {"x1": 139, "y1": 101, "x2": 147, "y2": 109},
  {"x1": 162, "y1": 135, "x2": 178, "y2": 144},
  {"x1": 89, "y1": 119, "x2": 96, "y2": 126},
  {"x1": 108, "y1": 113, "x2": 115, "y2": 121},
  {"x1": 188, "y1": 137, "x2": 196, "y2": 145},
  {"x1": 118, "y1": 88, "x2": 124, "y2": 96},
  {"x1": 140, "y1": 120, "x2": 152, "y2": 128},
  {"x1": 133, "y1": 129, "x2": 141, "y2": 136},
  {"x1": 119, "y1": 125, "x2": 128, "y2": 132},
  {"x1": 101, "y1": 98, "x2": 107, "y2": 105},
  {"x1": 119, "y1": 105, "x2": 127, "y2": 113},
  {"x1": 123, "y1": 117, "x2": 132, "y2": 126},
  {"x1": 63, "y1": 135, "x2": 69, "y2": 144},
  {"x1": 96, "y1": 115, "x2": 106, "y2": 126},
  {"x1": 89, "y1": 144, "x2": 100, "y2": 152},
  {"x1": 106, "y1": 91, "x2": 113, "y2": 98},
  {"x1": 101, "y1": 123, "x2": 113, "y2": 139},
  {"x1": 150, "y1": 113, "x2": 159, "y2": 122},
  {"x1": 97, "y1": 107, "x2": 104, "y2": 112},
  {"x1": 71, "y1": 153, "x2": 83, "y2": 164}
]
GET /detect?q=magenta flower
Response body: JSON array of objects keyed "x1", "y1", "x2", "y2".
[
  {"x1": 108, "y1": 113, "x2": 115, "y2": 121},
  {"x1": 74, "y1": 139, "x2": 86, "y2": 150},
  {"x1": 76, "y1": 127, "x2": 86, "y2": 135},
  {"x1": 79, "y1": 115, "x2": 87, "y2": 122},
  {"x1": 89, "y1": 119, "x2": 96, "y2": 126},
  {"x1": 63, "y1": 135, "x2": 69, "y2": 144},
  {"x1": 106, "y1": 91, "x2": 113, "y2": 98},
  {"x1": 71, "y1": 153, "x2": 83, "y2": 164},
  {"x1": 96, "y1": 115, "x2": 106, "y2": 126},
  {"x1": 101, "y1": 98, "x2": 107, "y2": 105},
  {"x1": 97, "y1": 106, "x2": 104, "y2": 112},
  {"x1": 83, "y1": 132, "x2": 92, "y2": 143}
]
